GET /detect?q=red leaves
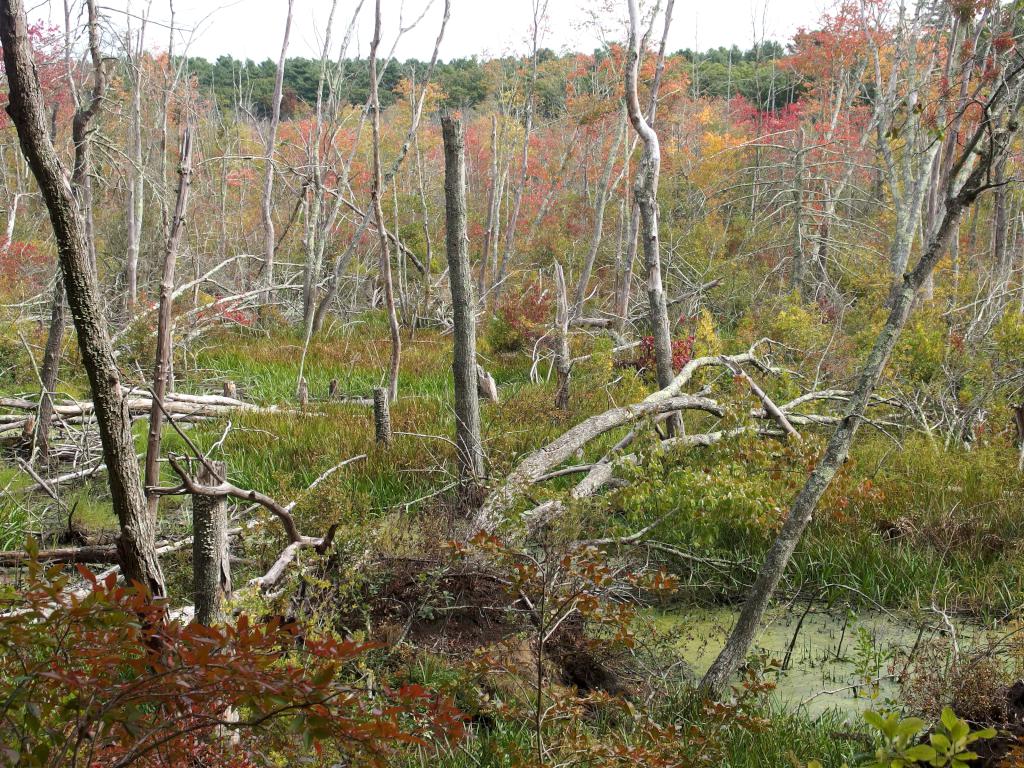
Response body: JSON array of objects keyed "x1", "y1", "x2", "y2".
[
  {"x1": 0, "y1": 561, "x2": 462, "y2": 767},
  {"x1": 993, "y1": 33, "x2": 1016, "y2": 55},
  {"x1": 729, "y1": 96, "x2": 804, "y2": 136},
  {"x1": 625, "y1": 334, "x2": 695, "y2": 378}
]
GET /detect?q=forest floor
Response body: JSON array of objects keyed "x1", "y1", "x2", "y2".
[{"x1": 2, "y1": 316, "x2": 1023, "y2": 766}]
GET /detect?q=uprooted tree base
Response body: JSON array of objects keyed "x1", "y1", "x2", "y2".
[{"x1": 314, "y1": 554, "x2": 654, "y2": 701}]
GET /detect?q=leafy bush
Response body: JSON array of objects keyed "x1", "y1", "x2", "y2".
[
  {"x1": 485, "y1": 281, "x2": 552, "y2": 353},
  {"x1": 621, "y1": 334, "x2": 695, "y2": 379},
  {"x1": 0, "y1": 553, "x2": 463, "y2": 767},
  {"x1": 859, "y1": 708, "x2": 995, "y2": 768},
  {"x1": 893, "y1": 311, "x2": 948, "y2": 385}
]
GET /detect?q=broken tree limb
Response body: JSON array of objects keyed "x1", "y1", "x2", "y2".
[
  {"x1": 477, "y1": 365, "x2": 499, "y2": 403},
  {"x1": 642, "y1": 341, "x2": 774, "y2": 404},
  {"x1": 472, "y1": 394, "x2": 723, "y2": 532},
  {"x1": 473, "y1": 343, "x2": 776, "y2": 533},
  {"x1": 247, "y1": 530, "x2": 337, "y2": 594},
  {"x1": 159, "y1": 455, "x2": 304, "y2": 544},
  {"x1": 724, "y1": 359, "x2": 801, "y2": 441}
]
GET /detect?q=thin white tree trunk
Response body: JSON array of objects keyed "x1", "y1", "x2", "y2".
[{"x1": 261, "y1": 0, "x2": 294, "y2": 305}]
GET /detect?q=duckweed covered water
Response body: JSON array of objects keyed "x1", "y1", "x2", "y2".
[{"x1": 654, "y1": 606, "x2": 983, "y2": 717}]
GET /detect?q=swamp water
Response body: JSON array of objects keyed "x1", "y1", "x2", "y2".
[{"x1": 654, "y1": 607, "x2": 984, "y2": 717}]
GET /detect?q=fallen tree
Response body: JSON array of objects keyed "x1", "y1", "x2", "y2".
[
  {"x1": 473, "y1": 341, "x2": 904, "y2": 536},
  {"x1": 0, "y1": 391, "x2": 295, "y2": 439}
]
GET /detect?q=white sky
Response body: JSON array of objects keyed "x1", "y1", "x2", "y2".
[{"x1": 32, "y1": 0, "x2": 832, "y2": 62}]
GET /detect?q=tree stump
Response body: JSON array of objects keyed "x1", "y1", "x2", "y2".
[
  {"x1": 192, "y1": 461, "x2": 231, "y2": 626},
  {"x1": 477, "y1": 365, "x2": 499, "y2": 404},
  {"x1": 373, "y1": 387, "x2": 392, "y2": 446}
]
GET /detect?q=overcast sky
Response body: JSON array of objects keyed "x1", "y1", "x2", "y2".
[{"x1": 34, "y1": 0, "x2": 831, "y2": 62}]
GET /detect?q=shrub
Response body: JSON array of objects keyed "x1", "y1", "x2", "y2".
[
  {"x1": 485, "y1": 281, "x2": 552, "y2": 353},
  {"x1": 0, "y1": 552, "x2": 463, "y2": 767},
  {"x1": 622, "y1": 334, "x2": 695, "y2": 379}
]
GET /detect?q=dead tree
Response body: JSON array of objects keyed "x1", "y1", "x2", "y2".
[
  {"x1": 478, "y1": 114, "x2": 501, "y2": 305},
  {"x1": 35, "y1": 0, "x2": 107, "y2": 464},
  {"x1": 573, "y1": 113, "x2": 627, "y2": 315},
  {"x1": 192, "y1": 461, "x2": 231, "y2": 625},
  {"x1": 1013, "y1": 403, "x2": 1024, "y2": 472},
  {"x1": 554, "y1": 263, "x2": 571, "y2": 411},
  {"x1": 624, "y1": 0, "x2": 675, "y2": 405},
  {"x1": 790, "y1": 126, "x2": 808, "y2": 294},
  {"x1": 373, "y1": 387, "x2": 392, "y2": 446},
  {"x1": 616, "y1": 0, "x2": 672, "y2": 331},
  {"x1": 124, "y1": 10, "x2": 147, "y2": 316},
  {"x1": 370, "y1": 0, "x2": 399, "y2": 400},
  {"x1": 494, "y1": 0, "x2": 548, "y2": 304},
  {"x1": 700, "y1": 51, "x2": 1024, "y2": 698},
  {"x1": 442, "y1": 113, "x2": 485, "y2": 484},
  {"x1": 0, "y1": 0, "x2": 166, "y2": 596},
  {"x1": 260, "y1": 0, "x2": 294, "y2": 306},
  {"x1": 311, "y1": 0, "x2": 450, "y2": 333},
  {"x1": 144, "y1": 128, "x2": 194, "y2": 520}
]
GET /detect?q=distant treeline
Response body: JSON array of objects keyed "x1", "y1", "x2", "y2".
[{"x1": 182, "y1": 41, "x2": 801, "y2": 119}]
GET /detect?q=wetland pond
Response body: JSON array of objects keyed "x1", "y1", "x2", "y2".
[{"x1": 655, "y1": 606, "x2": 987, "y2": 717}]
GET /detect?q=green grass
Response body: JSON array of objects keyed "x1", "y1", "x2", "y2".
[
  {"x1": 4, "y1": 320, "x2": 1023, "y2": 618},
  {"x1": 4, "y1": 320, "x2": 1020, "y2": 766},
  {"x1": 596, "y1": 427, "x2": 1024, "y2": 618}
]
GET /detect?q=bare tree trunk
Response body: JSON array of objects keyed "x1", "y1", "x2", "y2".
[
  {"x1": 700, "y1": 103, "x2": 1023, "y2": 697},
  {"x1": 615, "y1": 204, "x2": 640, "y2": 329},
  {"x1": 192, "y1": 461, "x2": 230, "y2": 626},
  {"x1": 413, "y1": 127, "x2": 432, "y2": 320},
  {"x1": 791, "y1": 126, "x2": 807, "y2": 294},
  {"x1": 625, "y1": 0, "x2": 675, "y2": 399},
  {"x1": 992, "y1": 152, "x2": 1012, "y2": 299},
  {"x1": 261, "y1": 0, "x2": 294, "y2": 306},
  {"x1": 1013, "y1": 403, "x2": 1024, "y2": 472},
  {"x1": 373, "y1": 387, "x2": 392, "y2": 446},
  {"x1": 617, "y1": 0, "x2": 672, "y2": 335},
  {"x1": 494, "y1": 0, "x2": 547, "y2": 304},
  {"x1": 311, "y1": 0, "x2": 450, "y2": 333},
  {"x1": 369, "y1": 0, "x2": 401, "y2": 401},
  {"x1": 573, "y1": 113, "x2": 627, "y2": 315},
  {"x1": 35, "y1": 0, "x2": 105, "y2": 466},
  {"x1": 442, "y1": 113, "x2": 485, "y2": 485},
  {"x1": 34, "y1": 283, "x2": 65, "y2": 464},
  {"x1": 298, "y1": 0, "x2": 339, "y2": 335},
  {"x1": 144, "y1": 128, "x2": 194, "y2": 520},
  {"x1": 554, "y1": 263, "x2": 571, "y2": 411},
  {"x1": 1, "y1": 0, "x2": 166, "y2": 596},
  {"x1": 125, "y1": 17, "x2": 147, "y2": 317},
  {"x1": 479, "y1": 114, "x2": 499, "y2": 305},
  {"x1": 2, "y1": 191, "x2": 21, "y2": 252}
]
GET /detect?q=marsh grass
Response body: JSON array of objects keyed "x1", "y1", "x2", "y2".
[
  {"x1": 2, "y1": 321, "x2": 1020, "y2": 765},
  {"x1": 3, "y1": 321, "x2": 1021, "y2": 619}
]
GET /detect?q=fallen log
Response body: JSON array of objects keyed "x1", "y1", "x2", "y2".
[
  {"x1": 0, "y1": 545, "x2": 120, "y2": 567},
  {"x1": 473, "y1": 394, "x2": 723, "y2": 532},
  {"x1": 0, "y1": 392, "x2": 300, "y2": 437}
]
